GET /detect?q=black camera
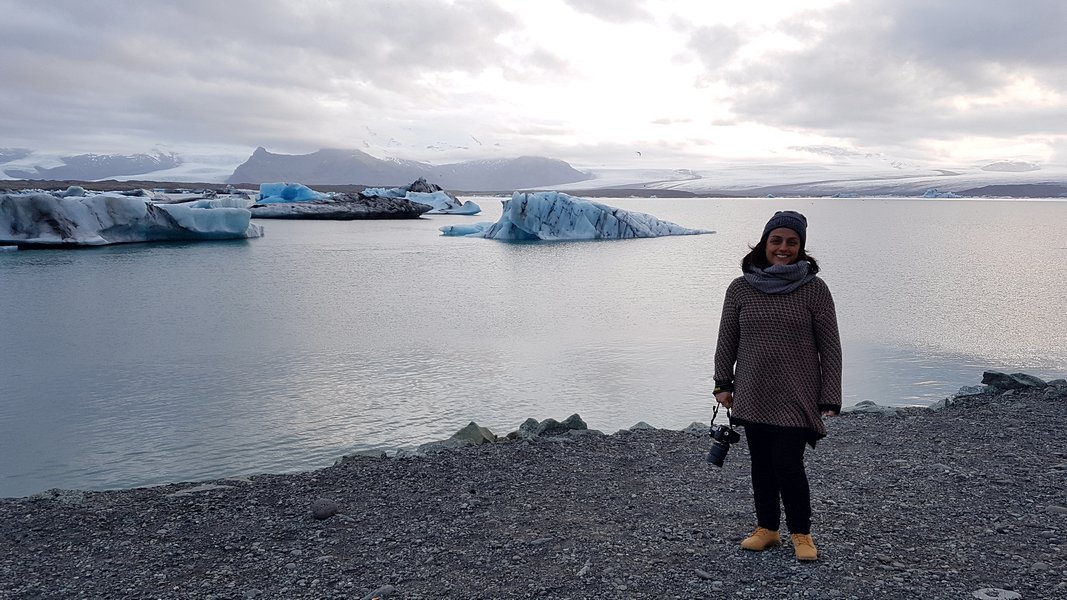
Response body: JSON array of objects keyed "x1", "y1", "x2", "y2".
[{"x1": 707, "y1": 417, "x2": 740, "y2": 468}]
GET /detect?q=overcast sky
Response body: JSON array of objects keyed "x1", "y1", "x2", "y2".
[{"x1": 2, "y1": 0, "x2": 1066, "y2": 168}]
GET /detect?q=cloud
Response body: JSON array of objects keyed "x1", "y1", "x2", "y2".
[
  {"x1": 704, "y1": 0, "x2": 1067, "y2": 160},
  {"x1": 561, "y1": 0, "x2": 651, "y2": 23},
  {"x1": 685, "y1": 24, "x2": 746, "y2": 71},
  {"x1": 3, "y1": 0, "x2": 1065, "y2": 167},
  {"x1": 0, "y1": 0, "x2": 524, "y2": 153}
]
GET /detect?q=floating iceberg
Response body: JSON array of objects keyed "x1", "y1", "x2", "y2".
[
  {"x1": 921, "y1": 188, "x2": 963, "y2": 198},
  {"x1": 0, "y1": 192, "x2": 263, "y2": 247},
  {"x1": 248, "y1": 178, "x2": 467, "y2": 219},
  {"x1": 406, "y1": 191, "x2": 481, "y2": 215},
  {"x1": 364, "y1": 178, "x2": 481, "y2": 215},
  {"x1": 257, "y1": 182, "x2": 328, "y2": 204},
  {"x1": 249, "y1": 192, "x2": 431, "y2": 220},
  {"x1": 185, "y1": 196, "x2": 256, "y2": 209},
  {"x1": 440, "y1": 191, "x2": 710, "y2": 241}
]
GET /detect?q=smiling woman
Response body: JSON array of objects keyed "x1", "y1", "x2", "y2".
[{"x1": 713, "y1": 208, "x2": 841, "y2": 562}]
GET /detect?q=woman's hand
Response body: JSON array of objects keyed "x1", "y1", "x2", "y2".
[
  {"x1": 715, "y1": 391, "x2": 733, "y2": 409},
  {"x1": 821, "y1": 410, "x2": 839, "y2": 417}
]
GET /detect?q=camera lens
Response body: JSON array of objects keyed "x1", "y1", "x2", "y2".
[{"x1": 707, "y1": 441, "x2": 729, "y2": 467}]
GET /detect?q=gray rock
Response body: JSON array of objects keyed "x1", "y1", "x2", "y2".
[
  {"x1": 1043, "y1": 387, "x2": 1067, "y2": 401},
  {"x1": 417, "y1": 437, "x2": 475, "y2": 454},
  {"x1": 1049, "y1": 378, "x2": 1067, "y2": 387},
  {"x1": 566, "y1": 428, "x2": 604, "y2": 438},
  {"x1": 842, "y1": 400, "x2": 902, "y2": 417},
  {"x1": 311, "y1": 498, "x2": 340, "y2": 520},
  {"x1": 1009, "y1": 372, "x2": 1048, "y2": 387},
  {"x1": 1045, "y1": 505, "x2": 1067, "y2": 515},
  {"x1": 513, "y1": 414, "x2": 588, "y2": 439},
  {"x1": 449, "y1": 421, "x2": 497, "y2": 445},
  {"x1": 28, "y1": 489, "x2": 88, "y2": 504},
  {"x1": 628, "y1": 421, "x2": 656, "y2": 431},
  {"x1": 972, "y1": 588, "x2": 1021, "y2": 600},
  {"x1": 560, "y1": 413, "x2": 588, "y2": 431},
  {"x1": 536, "y1": 418, "x2": 566, "y2": 436},
  {"x1": 981, "y1": 371, "x2": 1047, "y2": 390},
  {"x1": 360, "y1": 584, "x2": 395, "y2": 600},
  {"x1": 955, "y1": 385, "x2": 990, "y2": 398},
  {"x1": 165, "y1": 483, "x2": 234, "y2": 497},
  {"x1": 683, "y1": 421, "x2": 711, "y2": 435},
  {"x1": 334, "y1": 449, "x2": 387, "y2": 465},
  {"x1": 694, "y1": 568, "x2": 714, "y2": 580}
]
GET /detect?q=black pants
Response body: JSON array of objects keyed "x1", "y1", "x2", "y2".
[{"x1": 745, "y1": 425, "x2": 811, "y2": 534}]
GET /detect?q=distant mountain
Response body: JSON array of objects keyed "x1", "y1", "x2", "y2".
[
  {"x1": 227, "y1": 147, "x2": 592, "y2": 190},
  {"x1": 0, "y1": 148, "x2": 32, "y2": 164},
  {"x1": 4, "y1": 151, "x2": 182, "y2": 180},
  {"x1": 981, "y1": 160, "x2": 1040, "y2": 173}
]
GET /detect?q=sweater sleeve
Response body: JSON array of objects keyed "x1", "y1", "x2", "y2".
[
  {"x1": 814, "y1": 282, "x2": 843, "y2": 411},
  {"x1": 713, "y1": 281, "x2": 741, "y2": 385}
]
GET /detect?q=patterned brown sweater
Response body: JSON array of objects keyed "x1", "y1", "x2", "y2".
[{"x1": 714, "y1": 275, "x2": 842, "y2": 441}]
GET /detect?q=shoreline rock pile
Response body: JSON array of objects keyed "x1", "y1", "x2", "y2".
[{"x1": 1, "y1": 372, "x2": 1065, "y2": 599}]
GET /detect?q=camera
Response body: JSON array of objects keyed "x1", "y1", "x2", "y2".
[{"x1": 707, "y1": 423, "x2": 741, "y2": 467}]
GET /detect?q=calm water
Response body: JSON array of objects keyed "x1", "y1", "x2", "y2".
[{"x1": 2, "y1": 197, "x2": 1065, "y2": 497}]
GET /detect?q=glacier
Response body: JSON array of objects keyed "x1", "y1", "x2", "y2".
[
  {"x1": 440, "y1": 191, "x2": 710, "y2": 241},
  {"x1": 0, "y1": 192, "x2": 263, "y2": 247}
]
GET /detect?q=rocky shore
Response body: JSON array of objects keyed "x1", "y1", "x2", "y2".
[{"x1": 2, "y1": 372, "x2": 1066, "y2": 599}]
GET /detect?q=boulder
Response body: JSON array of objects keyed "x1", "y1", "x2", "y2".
[
  {"x1": 981, "y1": 371, "x2": 1047, "y2": 390},
  {"x1": 311, "y1": 498, "x2": 340, "y2": 520},
  {"x1": 512, "y1": 414, "x2": 589, "y2": 440},
  {"x1": 449, "y1": 421, "x2": 497, "y2": 445},
  {"x1": 683, "y1": 422, "x2": 711, "y2": 436},
  {"x1": 842, "y1": 400, "x2": 902, "y2": 417}
]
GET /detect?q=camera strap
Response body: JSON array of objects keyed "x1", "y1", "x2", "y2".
[{"x1": 711, "y1": 405, "x2": 732, "y2": 426}]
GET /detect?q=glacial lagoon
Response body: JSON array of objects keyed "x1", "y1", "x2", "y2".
[{"x1": 1, "y1": 196, "x2": 1065, "y2": 497}]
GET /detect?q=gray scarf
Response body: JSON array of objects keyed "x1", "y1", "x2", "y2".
[{"x1": 744, "y1": 261, "x2": 816, "y2": 294}]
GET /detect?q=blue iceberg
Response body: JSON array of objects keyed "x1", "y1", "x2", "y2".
[
  {"x1": 440, "y1": 192, "x2": 710, "y2": 241},
  {"x1": 258, "y1": 182, "x2": 328, "y2": 204}
]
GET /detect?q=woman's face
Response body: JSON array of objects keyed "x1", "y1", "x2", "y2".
[{"x1": 765, "y1": 227, "x2": 802, "y2": 266}]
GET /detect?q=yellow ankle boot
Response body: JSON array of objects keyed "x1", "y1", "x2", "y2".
[
  {"x1": 740, "y1": 527, "x2": 781, "y2": 551},
  {"x1": 791, "y1": 533, "x2": 818, "y2": 561}
]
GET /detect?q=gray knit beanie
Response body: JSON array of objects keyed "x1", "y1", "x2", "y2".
[{"x1": 761, "y1": 210, "x2": 807, "y2": 247}]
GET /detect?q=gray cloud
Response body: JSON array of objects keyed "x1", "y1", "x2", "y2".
[
  {"x1": 4, "y1": 0, "x2": 1065, "y2": 167},
  {"x1": 700, "y1": 0, "x2": 1067, "y2": 158},
  {"x1": 0, "y1": 0, "x2": 523, "y2": 153},
  {"x1": 686, "y1": 24, "x2": 745, "y2": 70},
  {"x1": 561, "y1": 0, "x2": 651, "y2": 23}
]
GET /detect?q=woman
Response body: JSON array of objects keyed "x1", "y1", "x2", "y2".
[{"x1": 713, "y1": 210, "x2": 842, "y2": 562}]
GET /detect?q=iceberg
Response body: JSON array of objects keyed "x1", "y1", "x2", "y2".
[
  {"x1": 406, "y1": 191, "x2": 481, "y2": 215},
  {"x1": 257, "y1": 182, "x2": 328, "y2": 204},
  {"x1": 185, "y1": 196, "x2": 256, "y2": 209},
  {"x1": 248, "y1": 178, "x2": 468, "y2": 220},
  {"x1": 249, "y1": 192, "x2": 432, "y2": 220},
  {"x1": 921, "y1": 188, "x2": 963, "y2": 198},
  {"x1": 441, "y1": 191, "x2": 710, "y2": 241},
  {"x1": 364, "y1": 178, "x2": 481, "y2": 215},
  {"x1": 0, "y1": 192, "x2": 263, "y2": 247}
]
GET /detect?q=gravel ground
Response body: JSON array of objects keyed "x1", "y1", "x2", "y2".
[{"x1": 2, "y1": 387, "x2": 1066, "y2": 600}]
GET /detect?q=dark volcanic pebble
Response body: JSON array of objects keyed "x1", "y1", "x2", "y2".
[{"x1": 1, "y1": 389, "x2": 1065, "y2": 599}]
